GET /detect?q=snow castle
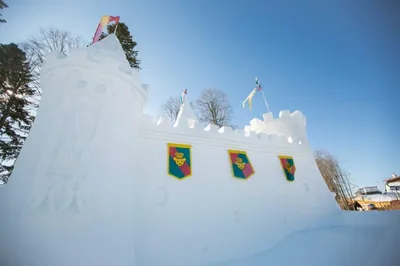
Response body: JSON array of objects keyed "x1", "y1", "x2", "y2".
[{"x1": 0, "y1": 35, "x2": 399, "y2": 266}]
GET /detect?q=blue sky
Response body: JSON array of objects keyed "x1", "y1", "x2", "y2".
[{"x1": 0, "y1": 0, "x2": 398, "y2": 188}]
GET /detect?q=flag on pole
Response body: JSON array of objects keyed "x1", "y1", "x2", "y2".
[
  {"x1": 92, "y1": 15, "x2": 120, "y2": 44},
  {"x1": 242, "y1": 77, "x2": 268, "y2": 112},
  {"x1": 242, "y1": 87, "x2": 258, "y2": 111},
  {"x1": 255, "y1": 77, "x2": 262, "y2": 91},
  {"x1": 256, "y1": 77, "x2": 271, "y2": 113}
]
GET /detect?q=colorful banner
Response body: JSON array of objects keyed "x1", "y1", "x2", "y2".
[
  {"x1": 167, "y1": 143, "x2": 192, "y2": 179},
  {"x1": 278, "y1": 155, "x2": 296, "y2": 182},
  {"x1": 242, "y1": 88, "x2": 257, "y2": 111},
  {"x1": 228, "y1": 150, "x2": 255, "y2": 179},
  {"x1": 242, "y1": 77, "x2": 263, "y2": 111},
  {"x1": 92, "y1": 15, "x2": 120, "y2": 44}
]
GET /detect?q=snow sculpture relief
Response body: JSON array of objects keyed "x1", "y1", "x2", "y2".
[{"x1": 29, "y1": 82, "x2": 103, "y2": 213}]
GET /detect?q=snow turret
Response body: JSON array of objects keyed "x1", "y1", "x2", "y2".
[
  {"x1": 41, "y1": 34, "x2": 147, "y2": 114},
  {"x1": 173, "y1": 91, "x2": 198, "y2": 128},
  {"x1": 0, "y1": 33, "x2": 142, "y2": 266}
]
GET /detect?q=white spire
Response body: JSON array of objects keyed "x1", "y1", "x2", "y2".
[
  {"x1": 91, "y1": 33, "x2": 128, "y2": 64},
  {"x1": 173, "y1": 91, "x2": 198, "y2": 128}
]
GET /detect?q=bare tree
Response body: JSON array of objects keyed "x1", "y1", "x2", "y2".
[
  {"x1": 21, "y1": 27, "x2": 82, "y2": 66},
  {"x1": 160, "y1": 96, "x2": 181, "y2": 124},
  {"x1": 20, "y1": 27, "x2": 83, "y2": 99},
  {"x1": 314, "y1": 149, "x2": 355, "y2": 210},
  {"x1": 193, "y1": 88, "x2": 234, "y2": 127}
]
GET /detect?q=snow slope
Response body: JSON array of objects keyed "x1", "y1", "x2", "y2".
[{"x1": 0, "y1": 34, "x2": 399, "y2": 266}]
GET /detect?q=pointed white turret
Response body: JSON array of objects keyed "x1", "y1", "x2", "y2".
[
  {"x1": 173, "y1": 90, "x2": 198, "y2": 128},
  {"x1": 91, "y1": 33, "x2": 129, "y2": 64}
]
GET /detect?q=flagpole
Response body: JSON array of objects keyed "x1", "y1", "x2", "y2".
[
  {"x1": 256, "y1": 77, "x2": 271, "y2": 113},
  {"x1": 260, "y1": 89, "x2": 271, "y2": 113},
  {"x1": 114, "y1": 23, "x2": 119, "y2": 34}
]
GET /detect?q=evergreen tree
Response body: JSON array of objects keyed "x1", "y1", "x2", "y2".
[
  {"x1": 0, "y1": 43, "x2": 35, "y2": 183},
  {"x1": 99, "y1": 22, "x2": 140, "y2": 69},
  {"x1": 0, "y1": 0, "x2": 8, "y2": 23}
]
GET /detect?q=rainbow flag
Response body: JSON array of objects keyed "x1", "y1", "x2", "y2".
[{"x1": 92, "y1": 15, "x2": 120, "y2": 44}]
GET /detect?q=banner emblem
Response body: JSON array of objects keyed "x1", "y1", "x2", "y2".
[
  {"x1": 228, "y1": 150, "x2": 255, "y2": 179},
  {"x1": 167, "y1": 143, "x2": 192, "y2": 179},
  {"x1": 278, "y1": 155, "x2": 296, "y2": 182}
]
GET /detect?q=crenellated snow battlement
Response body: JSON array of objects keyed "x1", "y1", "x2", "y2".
[{"x1": 139, "y1": 109, "x2": 308, "y2": 152}]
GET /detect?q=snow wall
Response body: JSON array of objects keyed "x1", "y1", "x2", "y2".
[{"x1": 0, "y1": 34, "x2": 399, "y2": 266}]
